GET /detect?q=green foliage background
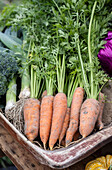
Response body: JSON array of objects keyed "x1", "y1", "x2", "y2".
[{"x1": 0, "y1": 1, "x2": 20, "y2": 169}]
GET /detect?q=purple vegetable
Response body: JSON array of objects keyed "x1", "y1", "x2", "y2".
[
  {"x1": 105, "y1": 31, "x2": 112, "y2": 41},
  {"x1": 98, "y1": 31, "x2": 112, "y2": 77}
]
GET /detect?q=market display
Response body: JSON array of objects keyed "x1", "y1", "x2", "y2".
[{"x1": 0, "y1": 0, "x2": 112, "y2": 152}]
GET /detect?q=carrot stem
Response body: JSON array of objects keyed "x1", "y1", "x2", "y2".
[
  {"x1": 46, "y1": 76, "x2": 54, "y2": 96},
  {"x1": 67, "y1": 74, "x2": 78, "y2": 108},
  {"x1": 31, "y1": 65, "x2": 34, "y2": 98},
  {"x1": 57, "y1": 54, "x2": 65, "y2": 93},
  {"x1": 52, "y1": 0, "x2": 62, "y2": 15},
  {"x1": 77, "y1": 41, "x2": 90, "y2": 98},
  {"x1": 88, "y1": 1, "x2": 97, "y2": 99},
  {"x1": 30, "y1": 43, "x2": 44, "y2": 99}
]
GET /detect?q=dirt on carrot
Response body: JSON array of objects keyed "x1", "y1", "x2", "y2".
[
  {"x1": 49, "y1": 92, "x2": 67, "y2": 150},
  {"x1": 24, "y1": 98, "x2": 40, "y2": 141},
  {"x1": 42, "y1": 90, "x2": 47, "y2": 99},
  {"x1": 79, "y1": 98, "x2": 100, "y2": 138},
  {"x1": 40, "y1": 95, "x2": 54, "y2": 149},
  {"x1": 66, "y1": 87, "x2": 84, "y2": 146}
]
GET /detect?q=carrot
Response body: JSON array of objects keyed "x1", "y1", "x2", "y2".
[
  {"x1": 42, "y1": 90, "x2": 47, "y2": 98},
  {"x1": 40, "y1": 95, "x2": 54, "y2": 148},
  {"x1": 59, "y1": 73, "x2": 79, "y2": 146},
  {"x1": 73, "y1": 130, "x2": 80, "y2": 141},
  {"x1": 24, "y1": 98, "x2": 40, "y2": 141},
  {"x1": 96, "y1": 92, "x2": 105, "y2": 130},
  {"x1": 49, "y1": 53, "x2": 67, "y2": 150},
  {"x1": 79, "y1": 98, "x2": 100, "y2": 138},
  {"x1": 65, "y1": 87, "x2": 84, "y2": 146},
  {"x1": 49, "y1": 92, "x2": 67, "y2": 150},
  {"x1": 59, "y1": 107, "x2": 70, "y2": 145}
]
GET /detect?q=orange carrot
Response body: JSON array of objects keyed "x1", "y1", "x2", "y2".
[
  {"x1": 60, "y1": 131, "x2": 80, "y2": 147},
  {"x1": 24, "y1": 98, "x2": 40, "y2": 141},
  {"x1": 59, "y1": 107, "x2": 70, "y2": 145},
  {"x1": 96, "y1": 92, "x2": 105, "y2": 130},
  {"x1": 66, "y1": 87, "x2": 84, "y2": 146},
  {"x1": 42, "y1": 90, "x2": 47, "y2": 98},
  {"x1": 79, "y1": 98, "x2": 100, "y2": 138},
  {"x1": 40, "y1": 95, "x2": 54, "y2": 148},
  {"x1": 73, "y1": 130, "x2": 80, "y2": 141},
  {"x1": 49, "y1": 92, "x2": 67, "y2": 150}
]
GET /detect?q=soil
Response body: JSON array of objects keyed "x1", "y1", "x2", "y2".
[{"x1": 102, "y1": 80, "x2": 112, "y2": 126}]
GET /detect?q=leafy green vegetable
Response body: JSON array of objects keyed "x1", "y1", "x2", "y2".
[
  {"x1": 0, "y1": 27, "x2": 30, "y2": 99},
  {"x1": 0, "y1": 49, "x2": 18, "y2": 96},
  {"x1": 0, "y1": 31, "x2": 21, "y2": 52},
  {"x1": 0, "y1": 29, "x2": 23, "y2": 50}
]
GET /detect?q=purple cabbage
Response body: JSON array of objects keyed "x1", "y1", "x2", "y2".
[{"x1": 98, "y1": 31, "x2": 112, "y2": 77}]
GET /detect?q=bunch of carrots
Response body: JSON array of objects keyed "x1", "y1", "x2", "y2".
[
  {"x1": 24, "y1": 74, "x2": 105, "y2": 150},
  {"x1": 23, "y1": 1, "x2": 107, "y2": 150}
]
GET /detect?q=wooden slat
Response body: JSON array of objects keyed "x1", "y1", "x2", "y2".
[{"x1": 0, "y1": 124, "x2": 53, "y2": 170}]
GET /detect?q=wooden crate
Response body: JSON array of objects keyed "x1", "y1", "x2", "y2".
[{"x1": 0, "y1": 112, "x2": 112, "y2": 170}]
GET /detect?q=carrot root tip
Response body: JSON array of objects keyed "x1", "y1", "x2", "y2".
[
  {"x1": 82, "y1": 135, "x2": 86, "y2": 138},
  {"x1": 99, "y1": 125, "x2": 104, "y2": 130},
  {"x1": 43, "y1": 143, "x2": 46, "y2": 150},
  {"x1": 50, "y1": 146, "x2": 53, "y2": 151}
]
